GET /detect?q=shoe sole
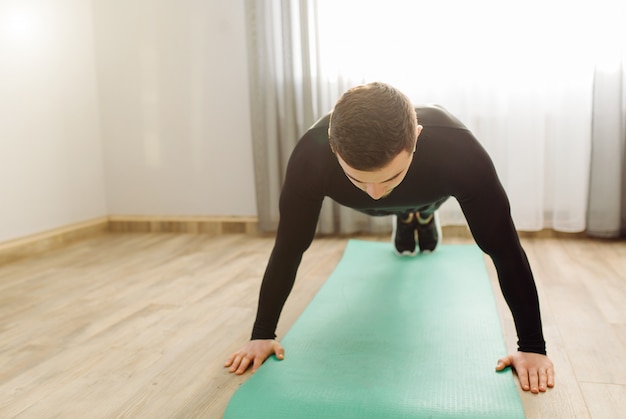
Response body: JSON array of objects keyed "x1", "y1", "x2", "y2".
[{"x1": 395, "y1": 249, "x2": 417, "y2": 257}]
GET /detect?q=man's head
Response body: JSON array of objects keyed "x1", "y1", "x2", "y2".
[
  {"x1": 329, "y1": 82, "x2": 419, "y2": 171},
  {"x1": 328, "y1": 82, "x2": 422, "y2": 199}
]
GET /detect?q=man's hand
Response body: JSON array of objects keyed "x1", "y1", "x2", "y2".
[
  {"x1": 224, "y1": 339, "x2": 285, "y2": 375},
  {"x1": 496, "y1": 352, "x2": 555, "y2": 394}
]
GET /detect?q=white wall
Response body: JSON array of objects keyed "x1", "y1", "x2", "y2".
[
  {"x1": 92, "y1": 0, "x2": 256, "y2": 216},
  {"x1": 0, "y1": 1, "x2": 257, "y2": 243},
  {"x1": 0, "y1": 0, "x2": 107, "y2": 243}
]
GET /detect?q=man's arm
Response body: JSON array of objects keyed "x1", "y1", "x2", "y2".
[
  {"x1": 226, "y1": 135, "x2": 326, "y2": 374},
  {"x1": 450, "y1": 133, "x2": 554, "y2": 392},
  {"x1": 225, "y1": 190, "x2": 323, "y2": 374},
  {"x1": 251, "y1": 192, "x2": 323, "y2": 340},
  {"x1": 455, "y1": 152, "x2": 545, "y2": 354}
]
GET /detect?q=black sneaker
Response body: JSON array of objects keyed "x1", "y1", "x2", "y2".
[
  {"x1": 392, "y1": 214, "x2": 418, "y2": 256},
  {"x1": 416, "y1": 213, "x2": 441, "y2": 252}
]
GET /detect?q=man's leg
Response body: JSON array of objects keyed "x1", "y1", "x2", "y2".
[
  {"x1": 414, "y1": 197, "x2": 448, "y2": 253},
  {"x1": 414, "y1": 211, "x2": 440, "y2": 252},
  {"x1": 392, "y1": 211, "x2": 418, "y2": 256}
]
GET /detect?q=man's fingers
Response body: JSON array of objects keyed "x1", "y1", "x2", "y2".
[
  {"x1": 252, "y1": 355, "x2": 264, "y2": 373},
  {"x1": 495, "y1": 355, "x2": 512, "y2": 371},
  {"x1": 547, "y1": 366, "x2": 555, "y2": 388},
  {"x1": 528, "y1": 368, "x2": 539, "y2": 393},
  {"x1": 498, "y1": 352, "x2": 555, "y2": 393},
  {"x1": 225, "y1": 340, "x2": 284, "y2": 375},
  {"x1": 518, "y1": 376, "x2": 531, "y2": 391},
  {"x1": 538, "y1": 368, "x2": 548, "y2": 392},
  {"x1": 235, "y1": 356, "x2": 252, "y2": 375},
  {"x1": 274, "y1": 343, "x2": 285, "y2": 360},
  {"x1": 516, "y1": 365, "x2": 531, "y2": 391},
  {"x1": 224, "y1": 353, "x2": 237, "y2": 367},
  {"x1": 227, "y1": 354, "x2": 252, "y2": 374},
  {"x1": 227, "y1": 354, "x2": 242, "y2": 372},
  {"x1": 538, "y1": 365, "x2": 555, "y2": 391}
]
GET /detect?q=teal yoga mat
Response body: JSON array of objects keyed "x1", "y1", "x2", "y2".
[{"x1": 224, "y1": 240, "x2": 524, "y2": 419}]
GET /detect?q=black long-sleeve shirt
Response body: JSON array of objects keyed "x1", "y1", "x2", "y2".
[{"x1": 251, "y1": 105, "x2": 546, "y2": 354}]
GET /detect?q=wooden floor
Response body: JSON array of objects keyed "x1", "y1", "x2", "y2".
[{"x1": 0, "y1": 232, "x2": 624, "y2": 418}]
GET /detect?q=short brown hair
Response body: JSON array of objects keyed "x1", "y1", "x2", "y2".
[{"x1": 329, "y1": 82, "x2": 417, "y2": 171}]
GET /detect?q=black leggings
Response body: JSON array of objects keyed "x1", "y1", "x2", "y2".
[{"x1": 397, "y1": 196, "x2": 449, "y2": 220}]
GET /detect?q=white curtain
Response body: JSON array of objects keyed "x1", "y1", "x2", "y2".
[
  {"x1": 588, "y1": 61, "x2": 626, "y2": 238},
  {"x1": 246, "y1": 0, "x2": 626, "y2": 234}
]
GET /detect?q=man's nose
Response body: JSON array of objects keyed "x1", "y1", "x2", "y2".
[{"x1": 365, "y1": 183, "x2": 386, "y2": 200}]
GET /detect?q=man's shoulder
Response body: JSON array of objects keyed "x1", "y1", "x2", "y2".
[
  {"x1": 283, "y1": 114, "x2": 335, "y2": 199},
  {"x1": 289, "y1": 114, "x2": 334, "y2": 171},
  {"x1": 309, "y1": 113, "x2": 332, "y2": 130},
  {"x1": 415, "y1": 105, "x2": 468, "y2": 130},
  {"x1": 295, "y1": 113, "x2": 332, "y2": 152}
]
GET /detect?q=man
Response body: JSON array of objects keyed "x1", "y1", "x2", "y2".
[{"x1": 225, "y1": 82, "x2": 555, "y2": 394}]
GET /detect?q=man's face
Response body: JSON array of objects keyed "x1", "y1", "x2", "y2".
[{"x1": 336, "y1": 150, "x2": 414, "y2": 200}]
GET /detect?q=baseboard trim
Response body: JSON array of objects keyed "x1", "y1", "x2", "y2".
[
  {"x1": 0, "y1": 217, "x2": 109, "y2": 265},
  {"x1": 440, "y1": 226, "x2": 588, "y2": 240},
  {"x1": 0, "y1": 215, "x2": 261, "y2": 265},
  {"x1": 107, "y1": 215, "x2": 259, "y2": 235},
  {"x1": 0, "y1": 215, "x2": 588, "y2": 266}
]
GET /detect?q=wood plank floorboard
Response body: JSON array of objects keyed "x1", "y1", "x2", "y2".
[{"x1": 0, "y1": 233, "x2": 624, "y2": 418}]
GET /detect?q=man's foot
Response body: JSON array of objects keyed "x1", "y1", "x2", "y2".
[
  {"x1": 416, "y1": 213, "x2": 441, "y2": 252},
  {"x1": 392, "y1": 214, "x2": 417, "y2": 256}
]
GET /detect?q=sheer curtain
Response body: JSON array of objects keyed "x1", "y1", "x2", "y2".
[
  {"x1": 588, "y1": 61, "x2": 626, "y2": 238},
  {"x1": 245, "y1": 0, "x2": 391, "y2": 233},
  {"x1": 246, "y1": 0, "x2": 626, "y2": 235}
]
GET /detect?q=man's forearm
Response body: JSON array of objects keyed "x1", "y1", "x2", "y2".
[{"x1": 251, "y1": 246, "x2": 303, "y2": 340}]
